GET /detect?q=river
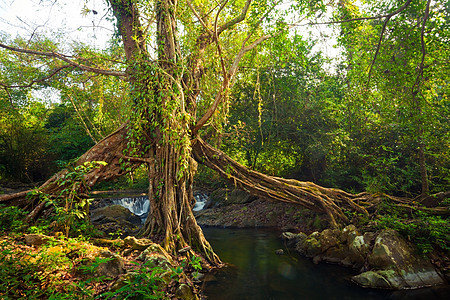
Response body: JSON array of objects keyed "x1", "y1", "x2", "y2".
[{"x1": 201, "y1": 227, "x2": 450, "y2": 300}]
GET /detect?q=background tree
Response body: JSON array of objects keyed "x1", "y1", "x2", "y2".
[{"x1": 335, "y1": 0, "x2": 449, "y2": 196}]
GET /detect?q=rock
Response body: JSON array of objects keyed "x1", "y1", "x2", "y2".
[
  {"x1": 92, "y1": 238, "x2": 124, "y2": 248},
  {"x1": 90, "y1": 205, "x2": 141, "y2": 237},
  {"x1": 78, "y1": 247, "x2": 125, "y2": 279},
  {"x1": 111, "y1": 271, "x2": 138, "y2": 291},
  {"x1": 281, "y1": 232, "x2": 307, "y2": 247},
  {"x1": 319, "y1": 229, "x2": 341, "y2": 251},
  {"x1": 341, "y1": 224, "x2": 360, "y2": 244},
  {"x1": 123, "y1": 236, "x2": 153, "y2": 251},
  {"x1": 91, "y1": 204, "x2": 141, "y2": 225},
  {"x1": 275, "y1": 249, "x2": 284, "y2": 255},
  {"x1": 206, "y1": 188, "x2": 257, "y2": 208},
  {"x1": 175, "y1": 284, "x2": 197, "y2": 300},
  {"x1": 289, "y1": 227, "x2": 445, "y2": 290},
  {"x1": 94, "y1": 250, "x2": 125, "y2": 278},
  {"x1": 361, "y1": 229, "x2": 445, "y2": 289},
  {"x1": 137, "y1": 242, "x2": 174, "y2": 271},
  {"x1": 347, "y1": 235, "x2": 370, "y2": 267},
  {"x1": 296, "y1": 234, "x2": 321, "y2": 257},
  {"x1": 24, "y1": 234, "x2": 50, "y2": 246},
  {"x1": 352, "y1": 271, "x2": 393, "y2": 289},
  {"x1": 313, "y1": 256, "x2": 321, "y2": 264}
]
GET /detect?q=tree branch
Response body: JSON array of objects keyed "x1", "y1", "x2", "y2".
[
  {"x1": 0, "y1": 65, "x2": 72, "y2": 88},
  {"x1": 0, "y1": 43, "x2": 126, "y2": 77},
  {"x1": 366, "y1": 0, "x2": 415, "y2": 85},
  {"x1": 186, "y1": 0, "x2": 212, "y2": 34},
  {"x1": 217, "y1": 0, "x2": 252, "y2": 35},
  {"x1": 294, "y1": 0, "x2": 413, "y2": 27},
  {"x1": 412, "y1": 0, "x2": 431, "y2": 95},
  {"x1": 192, "y1": 0, "x2": 282, "y2": 135},
  {"x1": 366, "y1": 16, "x2": 391, "y2": 84}
]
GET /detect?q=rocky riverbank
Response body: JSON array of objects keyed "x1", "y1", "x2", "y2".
[
  {"x1": 194, "y1": 187, "x2": 449, "y2": 291},
  {"x1": 194, "y1": 188, "x2": 329, "y2": 232},
  {"x1": 282, "y1": 226, "x2": 447, "y2": 289}
]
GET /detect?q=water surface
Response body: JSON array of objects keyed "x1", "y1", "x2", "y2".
[{"x1": 201, "y1": 227, "x2": 449, "y2": 300}]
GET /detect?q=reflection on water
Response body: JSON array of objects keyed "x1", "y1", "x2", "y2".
[{"x1": 201, "y1": 227, "x2": 450, "y2": 300}]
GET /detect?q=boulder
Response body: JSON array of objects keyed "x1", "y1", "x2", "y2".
[
  {"x1": 77, "y1": 247, "x2": 125, "y2": 279},
  {"x1": 94, "y1": 250, "x2": 126, "y2": 278},
  {"x1": 90, "y1": 205, "x2": 141, "y2": 237},
  {"x1": 355, "y1": 229, "x2": 445, "y2": 289},
  {"x1": 176, "y1": 284, "x2": 198, "y2": 300},
  {"x1": 91, "y1": 204, "x2": 141, "y2": 225},
  {"x1": 286, "y1": 226, "x2": 445, "y2": 289},
  {"x1": 123, "y1": 236, "x2": 153, "y2": 251},
  {"x1": 137, "y1": 242, "x2": 175, "y2": 271},
  {"x1": 280, "y1": 232, "x2": 307, "y2": 247},
  {"x1": 275, "y1": 249, "x2": 284, "y2": 255},
  {"x1": 24, "y1": 234, "x2": 51, "y2": 246}
]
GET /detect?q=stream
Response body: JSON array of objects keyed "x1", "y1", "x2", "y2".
[
  {"x1": 110, "y1": 195, "x2": 449, "y2": 299},
  {"x1": 201, "y1": 227, "x2": 449, "y2": 300}
]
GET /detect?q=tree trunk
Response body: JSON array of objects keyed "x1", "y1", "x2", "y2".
[{"x1": 108, "y1": 0, "x2": 222, "y2": 264}]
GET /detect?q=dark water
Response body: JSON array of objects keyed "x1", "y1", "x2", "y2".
[{"x1": 201, "y1": 227, "x2": 450, "y2": 300}]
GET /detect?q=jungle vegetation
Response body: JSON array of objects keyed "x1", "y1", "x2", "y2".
[{"x1": 0, "y1": 0, "x2": 448, "y2": 265}]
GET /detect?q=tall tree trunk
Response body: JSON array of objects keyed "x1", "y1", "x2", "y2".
[
  {"x1": 418, "y1": 129, "x2": 429, "y2": 197},
  {"x1": 109, "y1": 0, "x2": 221, "y2": 264}
]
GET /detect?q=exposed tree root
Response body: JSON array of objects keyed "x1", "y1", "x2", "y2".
[
  {"x1": 0, "y1": 124, "x2": 140, "y2": 219},
  {"x1": 191, "y1": 138, "x2": 449, "y2": 226},
  {"x1": 1, "y1": 128, "x2": 447, "y2": 263}
]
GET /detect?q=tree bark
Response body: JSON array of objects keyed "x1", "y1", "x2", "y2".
[{"x1": 0, "y1": 123, "x2": 139, "y2": 213}]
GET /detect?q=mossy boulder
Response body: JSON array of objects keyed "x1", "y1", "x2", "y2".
[
  {"x1": 353, "y1": 229, "x2": 445, "y2": 289},
  {"x1": 123, "y1": 236, "x2": 153, "y2": 251},
  {"x1": 284, "y1": 226, "x2": 446, "y2": 289},
  {"x1": 91, "y1": 204, "x2": 141, "y2": 225},
  {"x1": 90, "y1": 204, "x2": 141, "y2": 237},
  {"x1": 78, "y1": 247, "x2": 125, "y2": 278},
  {"x1": 24, "y1": 234, "x2": 51, "y2": 246}
]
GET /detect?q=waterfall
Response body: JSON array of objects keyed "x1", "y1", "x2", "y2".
[
  {"x1": 111, "y1": 193, "x2": 209, "y2": 221},
  {"x1": 112, "y1": 196, "x2": 149, "y2": 223},
  {"x1": 193, "y1": 193, "x2": 209, "y2": 211}
]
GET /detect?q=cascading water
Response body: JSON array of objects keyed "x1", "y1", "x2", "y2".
[
  {"x1": 112, "y1": 196, "x2": 150, "y2": 216},
  {"x1": 112, "y1": 196, "x2": 149, "y2": 223},
  {"x1": 111, "y1": 193, "x2": 209, "y2": 222},
  {"x1": 193, "y1": 193, "x2": 209, "y2": 211}
]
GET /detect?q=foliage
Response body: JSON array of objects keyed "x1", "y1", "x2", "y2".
[
  {"x1": 0, "y1": 236, "x2": 102, "y2": 299},
  {"x1": 0, "y1": 204, "x2": 27, "y2": 233},
  {"x1": 45, "y1": 104, "x2": 96, "y2": 165},
  {"x1": 94, "y1": 164, "x2": 149, "y2": 191},
  {"x1": 29, "y1": 161, "x2": 107, "y2": 237},
  {"x1": 0, "y1": 99, "x2": 55, "y2": 182},
  {"x1": 102, "y1": 261, "x2": 172, "y2": 300},
  {"x1": 333, "y1": 0, "x2": 450, "y2": 195},
  {"x1": 222, "y1": 32, "x2": 345, "y2": 181},
  {"x1": 374, "y1": 201, "x2": 450, "y2": 254}
]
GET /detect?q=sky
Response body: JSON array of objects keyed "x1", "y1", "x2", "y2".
[
  {"x1": 0, "y1": 0, "x2": 341, "y2": 58},
  {"x1": 0, "y1": 0, "x2": 114, "y2": 49}
]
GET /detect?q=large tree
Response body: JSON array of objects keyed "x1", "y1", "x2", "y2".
[{"x1": 0, "y1": 0, "x2": 447, "y2": 265}]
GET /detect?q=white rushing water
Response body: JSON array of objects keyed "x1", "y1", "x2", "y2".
[
  {"x1": 112, "y1": 193, "x2": 209, "y2": 218},
  {"x1": 112, "y1": 196, "x2": 149, "y2": 216},
  {"x1": 193, "y1": 193, "x2": 209, "y2": 211}
]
